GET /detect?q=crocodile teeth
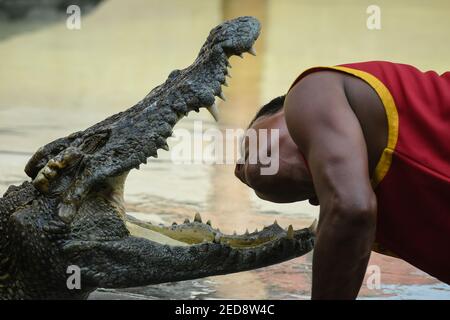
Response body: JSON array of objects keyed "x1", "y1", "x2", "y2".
[
  {"x1": 218, "y1": 92, "x2": 226, "y2": 101},
  {"x1": 309, "y1": 218, "x2": 318, "y2": 234},
  {"x1": 248, "y1": 46, "x2": 257, "y2": 56},
  {"x1": 223, "y1": 79, "x2": 228, "y2": 87},
  {"x1": 33, "y1": 172, "x2": 49, "y2": 193},
  {"x1": 254, "y1": 228, "x2": 258, "y2": 233},
  {"x1": 42, "y1": 166, "x2": 57, "y2": 179},
  {"x1": 161, "y1": 143, "x2": 169, "y2": 151},
  {"x1": 206, "y1": 220, "x2": 212, "y2": 226},
  {"x1": 184, "y1": 218, "x2": 190, "y2": 224},
  {"x1": 287, "y1": 225, "x2": 294, "y2": 239},
  {"x1": 206, "y1": 103, "x2": 220, "y2": 122},
  {"x1": 214, "y1": 233, "x2": 222, "y2": 243},
  {"x1": 194, "y1": 212, "x2": 202, "y2": 223},
  {"x1": 238, "y1": 53, "x2": 244, "y2": 58},
  {"x1": 149, "y1": 150, "x2": 158, "y2": 158},
  {"x1": 245, "y1": 229, "x2": 249, "y2": 235}
]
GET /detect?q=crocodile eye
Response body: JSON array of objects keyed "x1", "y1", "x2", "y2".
[{"x1": 79, "y1": 131, "x2": 110, "y2": 154}]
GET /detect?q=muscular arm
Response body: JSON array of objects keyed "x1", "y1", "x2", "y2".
[{"x1": 284, "y1": 71, "x2": 377, "y2": 299}]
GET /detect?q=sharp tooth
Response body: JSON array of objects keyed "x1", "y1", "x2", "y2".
[
  {"x1": 233, "y1": 231, "x2": 237, "y2": 236},
  {"x1": 248, "y1": 46, "x2": 257, "y2": 56},
  {"x1": 287, "y1": 225, "x2": 294, "y2": 239},
  {"x1": 184, "y1": 218, "x2": 190, "y2": 224},
  {"x1": 309, "y1": 218, "x2": 318, "y2": 234},
  {"x1": 226, "y1": 60, "x2": 231, "y2": 68},
  {"x1": 245, "y1": 229, "x2": 249, "y2": 235},
  {"x1": 218, "y1": 92, "x2": 226, "y2": 101},
  {"x1": 223, "y1": 79, "x2": 228, "y2": 87},
  {"x1": 161, "y1": 143, "x2": 169, "y2": 151},
  {"x1": 150, "y1": 150, "x2": 158, "y2": 158},
  {"x1": 226, "y1": 72, "x2": 232, "y2": 78},
  {"x1": 33, "y1": 172, "x2": 49, "y2": 193},
  {"x1": 194, "y1": 212, "x2": 202, "y2": 223},
  {"x1": 274, "y1": 220, "x2": 278, "y2": 225},
  {"x1": 206, "y1": 103, "x2": 220, "y2": 122},
  {"x1": 238, "y1": 53, "x2": 244, "y2": 58},
  {"x1": 254, "y1": 228, "x2": 258, "y2": 233},
  {"x1": 206, "y1": 220, "x2": 212, "y2": 226},
  {"x1": 42, "y1": 166, "x2": 56, "y2": 179}
]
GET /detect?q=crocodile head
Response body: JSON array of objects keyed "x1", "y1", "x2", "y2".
[{"x1": 22, "y1": 16, "x2": 315, "y2": 291}]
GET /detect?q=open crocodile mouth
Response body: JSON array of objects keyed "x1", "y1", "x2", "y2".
[
  {"x1": 60, "y1": 168, "x2": 316, "y2": 287},
  {"x1": 90, "y1": 171, "x2": 316, "y2": 251},
  {"x1": 125, "y1": 211, "x2": 315, "y2": 250}
]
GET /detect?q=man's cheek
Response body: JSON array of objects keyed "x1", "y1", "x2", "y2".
[
  {"x1": 259, "y1": 129, "x2": 280, "y2": 176},
  {"x1": 244, "y1": 163, "x2": 262, "y2": 188}
]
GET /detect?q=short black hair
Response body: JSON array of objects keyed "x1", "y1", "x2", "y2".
[{"x1": 249, "y1": 95, "x2": 286, "y2": 127}]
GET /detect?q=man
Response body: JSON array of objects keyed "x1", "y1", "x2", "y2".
[{"x1": 234, "y1": 61, "x2": 450, "y2": 299}]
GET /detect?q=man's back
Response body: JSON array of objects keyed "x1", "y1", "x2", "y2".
[{"x1": 290, "y1": 61, "x2": 450, "y2": 283}]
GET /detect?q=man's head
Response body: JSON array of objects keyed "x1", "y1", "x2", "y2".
[{"x1": 235, "y1": 95, "x2": 316, "y2": 204}]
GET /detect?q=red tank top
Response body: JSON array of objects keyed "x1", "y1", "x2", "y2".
[{"x1": 289, "y1": 61, "x2": 450, "y2": 284}]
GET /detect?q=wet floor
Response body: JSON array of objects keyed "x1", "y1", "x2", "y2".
[{"x1": 0, "y1": 0, "x2": 449, "y2": 299}]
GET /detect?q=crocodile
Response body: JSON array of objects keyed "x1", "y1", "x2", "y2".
[{"x1": 0, "y1": 16, "x2": 315, "y2": 299}]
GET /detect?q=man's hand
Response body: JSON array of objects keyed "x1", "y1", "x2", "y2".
[{"x1": 285, "y1": 71, "x2": 377, "y2": 299}]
